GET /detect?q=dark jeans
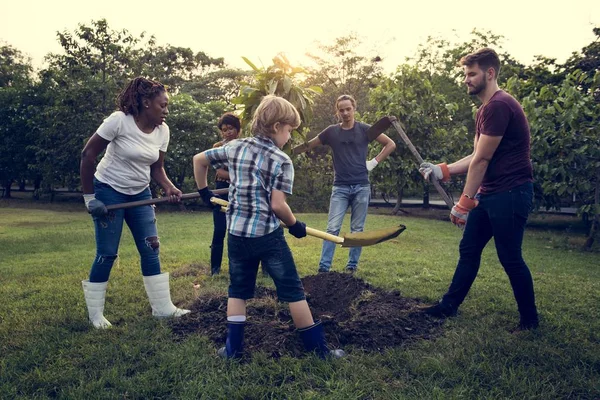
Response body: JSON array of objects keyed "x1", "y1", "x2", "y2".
[
  {"x1": 227, "y1": 227, "x2": 305, "y2": 302},
  {"x1": 441, "y1": 182, "x2": 538, "y2": 323},
  {"x1": 210, "y1": 181, "x2": 229, "y2": 274}
]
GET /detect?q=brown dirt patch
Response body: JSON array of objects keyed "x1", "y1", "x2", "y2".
[{"x1": 169, "y1": 272, "x2": 444, "y2": 358}]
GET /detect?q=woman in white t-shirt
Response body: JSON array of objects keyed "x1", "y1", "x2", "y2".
[{"x1": 80, "y1": 77, "x2": 190, "y2": 329}]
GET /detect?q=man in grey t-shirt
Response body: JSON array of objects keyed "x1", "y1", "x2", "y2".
[{"x1": 302, "y1": 95, "x2": 396, "y2": 272}]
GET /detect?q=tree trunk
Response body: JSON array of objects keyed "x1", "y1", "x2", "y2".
[
  {"x1": 2, "y1": 180, "x2": 13, "y2": 198},
  {"x1": 33, "y1": 176, "x2": 42, "y2": 200},
  {"x1": 392, "y1": 182, "x2": 405, "y2": 215},
  {"x1": 583, "y1": 167, "x2": 600, "y2": 250},
  {"x1": 19, "y1": 180, "x2": 26, "y2": 191},
  {"x1": 422, "y1": 181, "x2": 430, "y2": 209}
]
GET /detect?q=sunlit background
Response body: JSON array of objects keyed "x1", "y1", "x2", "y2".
[{"x1": 3, "y1": 0, "x2": 599, "y2": 72}]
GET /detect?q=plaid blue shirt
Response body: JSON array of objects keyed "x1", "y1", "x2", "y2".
[{"x1": 204, "y1": 136, "x2": 294, "y2": 238}]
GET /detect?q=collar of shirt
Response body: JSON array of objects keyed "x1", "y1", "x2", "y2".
[{"x1": 254, "y1": 135, "x2": 277, "y2": 147}]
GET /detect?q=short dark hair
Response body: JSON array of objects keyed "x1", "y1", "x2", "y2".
[
  {"x1": 460, "y1": 48, "x2": 501, "y2": 78},
  {"x1": 117, "y1": 77, "x2": 166, "y2": 117},
  {"x1": 218, "y1": 112, "x2": 241, "y2": 132}
]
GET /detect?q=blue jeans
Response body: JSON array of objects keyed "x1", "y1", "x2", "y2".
[
  {"x1": 227, "y1": 227, "x2": 305, "y2": 302},
  {"x1": 318, "y1": 184, "x2": 371, "y2": 271},
  {"x1": 441, "y1": 182, "x2": 538, "y2": 323},
  {"x1": 89, "y1": 179, "x2": 161, "y2": 282}
]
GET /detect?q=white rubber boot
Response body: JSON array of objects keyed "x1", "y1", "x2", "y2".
[
  {"x1": 143, "y1": 272, "x2": 191, "y2": 318},
  {"x1": 82, "y1": 280, "x2": 112, "y2": 329}
]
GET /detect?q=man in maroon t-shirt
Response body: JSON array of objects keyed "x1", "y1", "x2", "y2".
[{"x1": 419, "y1": 48, "x2": 539, "y2": 331}]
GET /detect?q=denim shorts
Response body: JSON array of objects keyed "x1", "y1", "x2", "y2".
[{"x1": 227, "y1": 227, "x2": 305, "y2": 302}]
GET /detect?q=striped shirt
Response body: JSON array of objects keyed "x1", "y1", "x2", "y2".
[{"x1": 204, "y1": 136, "x2": 294, "y2": 238}]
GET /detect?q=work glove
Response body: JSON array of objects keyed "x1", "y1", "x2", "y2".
[
  {"x1": 288, "y1": 220, "x2": 307, "y2": 238},
  {"x1": 366, "y1": 158, "x2": 379, "y2": 172},
  {"x1": 198, "y1": 187, "x2": 220, "y2": 210},
  {"x1": 83, "y1": 194, "x2": 108, "y2": 218},
  {"x1": 450, "y1": 194, "x2": 478, "y2": 228},
  {"x1": 419, "y1": 162, "x2": 450, "y2": 182}
]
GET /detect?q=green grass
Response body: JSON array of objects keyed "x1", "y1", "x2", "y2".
[{"x1": 0, "y1": 202, "x2": 599, "y2": 399}]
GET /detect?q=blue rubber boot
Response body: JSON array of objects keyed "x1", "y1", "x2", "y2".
[
  {"x1": 298, "y1": 321, "x2": 345, "y2": 359},
  {"x1": 217, "y1": 321, "x2": 245, "y2": 359}
]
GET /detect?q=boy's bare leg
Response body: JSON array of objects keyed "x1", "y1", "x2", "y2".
[
  {"x1": 227, "y1": 298, "x2": 246, "y2": 317},
  {"x1": 289, "y1": 300, "x2": 315, "y2": 329}
]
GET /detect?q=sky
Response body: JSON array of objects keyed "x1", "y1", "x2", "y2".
[{"x1": 2, "y1": 0, "x2": 599, "y2": 73}]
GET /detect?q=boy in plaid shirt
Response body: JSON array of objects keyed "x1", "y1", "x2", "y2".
[{"x1": 193, "y1": 96, "x2": 344, "y2": 359}]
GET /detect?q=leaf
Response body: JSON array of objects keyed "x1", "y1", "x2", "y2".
[
  {"x1": 241, "y1": 57, "x2": 260, "y2": 71},
  {"x1": 282, "y1": 77, "x2": 292, "y2": 95}
]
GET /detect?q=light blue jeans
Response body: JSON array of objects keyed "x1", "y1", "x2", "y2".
[
  {"x1": 318, "y1": 184, "x2": 371, "y2": 271},
  {"x1": 89, "y1": 178, "x2": 161, "y2": 282}
]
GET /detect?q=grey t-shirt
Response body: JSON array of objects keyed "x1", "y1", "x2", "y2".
[{"x1": 318, "y1": 122, "x2": 371, "y2": 186}]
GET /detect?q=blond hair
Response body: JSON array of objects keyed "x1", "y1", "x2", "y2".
[{"x1": 251, "y1": 95, "x2": 301, "y2": 137}]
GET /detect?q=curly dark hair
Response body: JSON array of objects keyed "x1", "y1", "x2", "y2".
[
  {"x1": 117, "y1": 77, "x2": 166, "y2": 117},
  {"x1": 217, "y1": 112, "x2": 241, "y2": 132}
]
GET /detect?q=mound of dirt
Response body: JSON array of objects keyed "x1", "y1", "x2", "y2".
[{"x1": 169, "y1": 272, "x2": 444, "y2": 358}]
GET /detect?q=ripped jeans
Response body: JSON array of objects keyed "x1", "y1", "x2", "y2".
[{"x1": 88, "y1": 178, "x2": 161, "y2": 282}]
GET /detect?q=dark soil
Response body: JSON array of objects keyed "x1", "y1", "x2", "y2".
[{"x1": 169, "y1": 272, "x2": 444, "y2": 358}]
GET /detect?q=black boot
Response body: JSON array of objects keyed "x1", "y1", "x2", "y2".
[
  {"x1": 217, "y1": 321, "x2": 245, "y2": 359},
  {"x1": 298, "y1": 321, "x2": 345, "y2": 359},
  {"x1": 421, "y1": 301, "x2": 457, "y2": 318}
]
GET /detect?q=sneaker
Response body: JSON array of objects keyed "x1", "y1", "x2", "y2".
[
  {"x1": 318, "y1": 267, "x2": 330, "y2": 273},
  {"x1": 345, "y1": 267, "x2": 357, "y2": 274},
  {"x1": 420, "y1": 302, "x2": 457, "y2": 318}
]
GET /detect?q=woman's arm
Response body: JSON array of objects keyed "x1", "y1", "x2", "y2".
[
  {"x1": 80, "y1": 133, "x2": 110, "y2": 194},
  {"x1": 150, "y1": 151, "x2": 182, "y2": 201}
]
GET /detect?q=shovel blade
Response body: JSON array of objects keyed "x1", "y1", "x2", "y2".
[
  {"x1": 366, "y1": 116, "x2": 394, "y2": 142},
  {"x1": 341, "y1": 224, "x2": 406, "y2": 247}
]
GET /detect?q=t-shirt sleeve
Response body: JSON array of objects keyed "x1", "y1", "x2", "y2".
[
  {"x1": 160, "y1": 124, "x2": 170, "y2": 152},
  {"x1": 96, "y1": 112, "x2": 124, "y2": 141},
  {"x1": 273, "y1": 160, "x2": 294, "y2": 195},
  {"x1": 317, "y1": 126, "x2": 333, "y2": 146},
  {"x1": 480, "y1": 101, "x2": 511, "y2": 137},
  {"x1": 205, "y1": 145, "x2": 229, "y2": 170},
  {"x1": 360, "y1": 122, "x2": 371, "y2": 143}
]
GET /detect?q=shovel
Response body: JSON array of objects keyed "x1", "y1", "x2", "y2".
[
  {"x1": 389, "y1": 118, "x2": 455, "y2": 210},
  {"x1": 292, "y1": 116, "x2": 395, "y2": 155},
  {"x1": 105, "y1": 188, "x2": 229, "y2": 211},
  {"x1": 210, "y1": 197, "x2": 406, "y2": 247}
]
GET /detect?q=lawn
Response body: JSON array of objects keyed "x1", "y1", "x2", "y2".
[{"x1": 0, "y1": 201, "x2": 598, "y2": 399}]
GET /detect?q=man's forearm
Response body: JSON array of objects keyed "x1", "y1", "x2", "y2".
[
  {"x1": 374, "y1": 142, "x2": 396, "y2": 162},
  {"x1": 462, "y1": 157, "x2": 489, "y2": 197},
  {"x1": 448, "y1": 154, "x2": 474, "y2": 176}
]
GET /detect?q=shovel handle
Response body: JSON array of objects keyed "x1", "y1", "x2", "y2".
[
  {"x1": 391, "y1": 119, "x2": 454, "y2": 210},
  {"x1": 304, "y1": 227, "x2": 345, "y2": 245},
  {"x1": 105, "y1": 188, "x2": 229, "y2": 211},
  {"x1": 210, "y1": 197, "x2": 345, "y2": 245}
]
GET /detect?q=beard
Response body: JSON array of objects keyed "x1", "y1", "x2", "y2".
[{"x1": 467, "y1": 79, "x2": 486, "y2": 96}]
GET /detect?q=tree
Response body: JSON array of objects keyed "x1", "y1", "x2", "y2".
[
  {"x1": 511, "y1": 70, "x2": 600, "y2": 249},
  {"x1": 369, "y1": 65, "x2": 468, "y2": 213},
  {"x1": 31, "y1": 19, "x2": 230, "y2": 195},
  {"x1": 562, "y1": 27, "x2": 600, "y2": 101},
  {"x1": 163, "y1": 93, "x2": 225, "y2": 193},
  {"x1": 303, "y1": 34, "x2": 384, "y2": 134},
  {"x1": 231, "y1": 54, "x2": 322, "y2": 139},
  {"x1": 0, "y1": 44, "x2": 35, "y2": 198}
]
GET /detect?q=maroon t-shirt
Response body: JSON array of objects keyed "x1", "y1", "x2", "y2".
[{"x1": 476, "y1": 90, "x2": 533, "y2": 194}]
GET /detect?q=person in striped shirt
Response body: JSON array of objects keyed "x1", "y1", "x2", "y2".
[{"x1": 193, "y1": 95, "x2": 344, "y2": 359}]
